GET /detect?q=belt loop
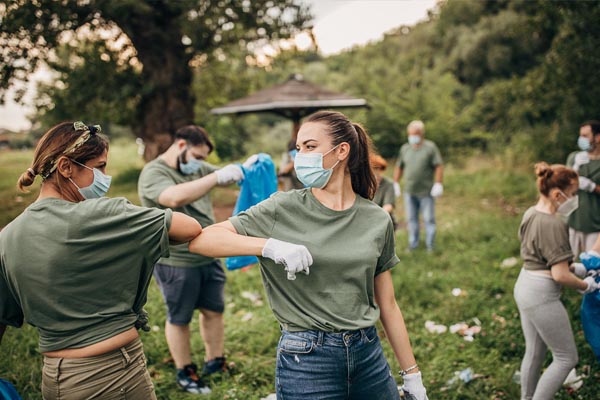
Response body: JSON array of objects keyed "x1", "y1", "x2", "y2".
[
  {"x1": 120, "y1": 346, "x2": 131, "y2": 366},
  {"x1": 317, "y1": 331, "x2": 324, "y2": 346},
  {"x1": 55, "y1": 358, "x2": 64, "y2": 382}
]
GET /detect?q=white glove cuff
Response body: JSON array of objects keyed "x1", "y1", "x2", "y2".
[{"x1": 261, "y1": 238, "x2": 278, "y2": 260}]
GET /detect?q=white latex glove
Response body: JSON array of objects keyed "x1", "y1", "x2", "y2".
[
  {"x1": 573, "y1": 151, "x2": 590, "y2": 172},
  {"x1": 578, "y1": 276, "x2": 600, "y2": 295},
  {"x1": 430, "y1": 182, "x2": 444, "y2": 198},
  {"x1": 243, "y1": 154, "x2": 259, "y2": 169},
  {"x1": 215, "y1": 164, "x2": 244, "y2": 185},
  {"x1": 402, "y1": 372, "x2": 428, "y2": 400},
  {"x1": 571, "y1": 262, "x2": 588, "y2": 278},
  {"x1": 393, "y1": 182, "x2": 401, "y2": 197},
  {"x1": 261, "y1": 238, "x2": 313, "y2": 280},
  {"x1": 578, "y1": 176, "x2": 596, "y2": 193}
]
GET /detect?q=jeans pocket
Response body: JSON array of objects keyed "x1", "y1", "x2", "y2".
[
  {"x1": 363, "y1": 327, "x2": 379, "y2": 344},
  {"x1": 279, "y1": 334, "x2": 314, "y2": 354}
]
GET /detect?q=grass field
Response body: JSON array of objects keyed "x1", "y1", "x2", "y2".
[{"x1": 1, "y1": 140, "x2": 598, "y2": 399}]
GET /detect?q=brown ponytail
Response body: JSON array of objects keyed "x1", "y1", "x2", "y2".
[
  {"x1": 304, "y1": 110, "x2": 377, "y2": 199},
  {"x1": 534, "y1": 162, "x2": 578, "y2": 196},
  {"x1": 17, "y1": 121, "x2": 109, "y2": 193}
]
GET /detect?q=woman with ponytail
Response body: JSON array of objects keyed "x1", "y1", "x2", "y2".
[
  {"x1": 1, "y1": 121, "x2": 201, "y2": 399},
  {"x1": 189, "y1": 110, "x2": 427, "y2": 399},
  {"x1": 514, "y1": 162, "x2": 599, "y2": 400}
]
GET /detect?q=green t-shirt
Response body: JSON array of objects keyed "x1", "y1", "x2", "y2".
[
  {"x1": 519, "y1": 207, "x2": 573, "y2": 271},
  {"x1": 567, "y1": 158, "x2": 600, "y2": 233},
  {"x1": 0, "y1": 197, "x2": 171, "y2": 352},
  {"x1": 230, "y1": 188, "x2": 400, "y2": 332},
  {"x1": 396, "y1": 140, "x2": 443, "y2": 196},
  {"x1": 138, "y1": 158, "x2": 218, "y2": 267},
  {"x1": 373, "y1": 177, "x2": 396, "y2": 208}
]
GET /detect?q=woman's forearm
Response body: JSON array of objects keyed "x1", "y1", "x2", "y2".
[
  {"x1": 188, "y1": 222, "x2": 267, "y2": 258},
  {"x1": 380, "y1": 301, "x2": 418, "y2": 371}
]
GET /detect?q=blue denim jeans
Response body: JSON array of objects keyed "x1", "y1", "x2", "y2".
[
  {"x1": 404, "y1": 193, "x2": 436, "y2": 250},
  {"x1": 275, "y1": 326, "x2": 400, "y2": 400}
]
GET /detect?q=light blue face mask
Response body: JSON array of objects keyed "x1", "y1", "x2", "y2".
[
  {"x1": 69, "y1": 159, "x2": 112, "y2": 199},
  {"x1": 294, "y1": 144, "x2": 340, "y2": 189},
  {"x1": 408, "y1": 135, "x2": 421, "y2": 145},
  {"x1": 179, "y1": 148, "x2": 204, "y2": 175},
  {"x1": 578, "y1": 136, "x2": 591, "y2": 151}
]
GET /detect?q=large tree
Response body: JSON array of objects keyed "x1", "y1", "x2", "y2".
[{"x1": 0, "y1": 0, "x2": 311, "y2": 159}]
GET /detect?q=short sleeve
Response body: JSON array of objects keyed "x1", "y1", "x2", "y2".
[
  {"x1": 201, "y1": 162, "x2": 220, "y2": 175},
  {"x1": 0, "y1": 263, "x2": 24, "y2": 328},
  {"x1": 229, "y1": 194, "x2": 278, "y2": 238},
  {"x1": 121, "y1": 201, "x2": 172, "y2": 263},
  {"x1": 541, "y1": 222, "x2": 573, "y2": 267},
  {"x1": 376, "y1": 218, "x2": 400, "y2": 275},
  {"x1": 431, "y1": 143, "x2": 443, "y2": 166},
  {"x1": 139, "y1": 166, "x2": 175, "y2": 204},
  {"x1": 566, "y1": 152, "x2": 576, "y2": 168},
  {"x1": 382, "y1": 183, "x2": 396, "y2": 206}
]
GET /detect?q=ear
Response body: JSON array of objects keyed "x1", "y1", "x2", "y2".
[
  {"x1": 337, "y1": 142, "x2": 351, "y2": 161},
  {"x1": 55, "y1": 157, "x2": 73, "y2": 179},
  {"x1": 177, "y1": 139, "x2": 187, "y2": 150}
]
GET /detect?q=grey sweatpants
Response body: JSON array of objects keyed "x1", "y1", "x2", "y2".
[{"x1": 514, "y1": 269, "x2": 579, "y2": 400}]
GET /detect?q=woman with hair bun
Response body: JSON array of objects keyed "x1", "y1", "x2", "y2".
[
  {"x1": 514, "y1": 162, "x2": 599, "y2": 400},
  {"x1": 0, "y1": 121, "x2": 202, "y2": 399},
  {"x1": 189, "y1": 110, "x2": 428, "y2": 399}
]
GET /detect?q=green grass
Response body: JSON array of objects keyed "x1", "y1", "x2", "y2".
[{"x1": 1, "y1": 141, "x2": 599, "y2": 399}]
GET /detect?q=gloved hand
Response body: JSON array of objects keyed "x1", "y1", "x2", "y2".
[
  {"x1": 578, "y1": 276, "x2": 600, "y2": 295},
  {"x1": 215, "y1": 164, "x2": 244, "y2": 185},
  {"x1": 430, "y1": 182, "x2": 444, "y2": 198},
  {"x1": 574, "y1": 151, "x2": 590, "y2": 172},
  {"x1": 580, "y1": 250, "x2": 600, "y2": 270},
  {"x1": 578, "y1": 176, "x2": 596, "y2": 193},
  {"x1": 402, "y1": 372, "x2": 428, "y2": 400},
  {"x1": 393, "y1": 182, "x2": 401, "y2": 197},
  {"x1": 262, "y1": 238, "x2": 313, "y2": 280},
  {"x1": 571, "y1": 262, "x2": 588, "y2": 278},
  {"x1": 243, "y1": 154, "x2": 259, "y2": 169}
]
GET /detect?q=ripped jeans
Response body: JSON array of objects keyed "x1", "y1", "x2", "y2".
[{"x1": 275, "y1": 326, "x2": 400, "y2": 400}]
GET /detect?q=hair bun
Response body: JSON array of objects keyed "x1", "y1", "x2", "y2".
[{"x1": 534, "y1": 162, "x2": 552, "y2": 178}]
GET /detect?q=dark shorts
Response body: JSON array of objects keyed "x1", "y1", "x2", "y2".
[{"x1": 153, "y1": 261, "x2": 226, "y2": 325}]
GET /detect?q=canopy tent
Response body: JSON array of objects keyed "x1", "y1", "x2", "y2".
[{"x1": 210, "y1": 74, "x2": 369, "y2": 138}]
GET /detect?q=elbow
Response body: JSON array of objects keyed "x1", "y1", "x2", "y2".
[
  {"x1": 184, "y1": 223, "x2": 202, "y2": 243},
  {"x1": 552, "y1": 271, "x2": 570, "y2": 285}
]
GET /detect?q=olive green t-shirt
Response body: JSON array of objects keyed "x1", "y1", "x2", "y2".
[
  {"x1": 396, "y1": 140, "x2": 443, "y2": 196},
  {"x1": 373, "y1": 177, "x2": 396, "y2": 208},
  {"x1": 138, "y1": 158, "x2": 218, "y2": 267},
  {"x1": 0, "y1": 197, "x2": 172, "y2": 352},
  {"x1": 230, "y1": 188, "x2": 400, "y2": 332},
  {"x1": 566, "y1": 157, "x2": 600, "y2": 233},
  {"x1": 519, "y1": 207, "x2": 573, "y2": 270}
]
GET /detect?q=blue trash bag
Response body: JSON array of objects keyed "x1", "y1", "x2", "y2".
[
  {"x1": 0, "y1": 379, "x2": 22, "y2": 400},
  {"x1": 579, "y1": 252, "x2": 600, "y2": 361},
  {"x1": 582, "y1": 280, "x2": 600, "y2": 362},
  {"x1": 226, "y1": 153, "x2": 277, "y2": 271}
]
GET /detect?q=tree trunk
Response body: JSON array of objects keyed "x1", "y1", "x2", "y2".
[{"x1": 111, "y1": 5, "x2": 194, "y2": 160}]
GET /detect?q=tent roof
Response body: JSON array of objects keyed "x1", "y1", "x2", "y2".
[{"x1": 210, "y1": 74, "x2": 368, "y2": 119}]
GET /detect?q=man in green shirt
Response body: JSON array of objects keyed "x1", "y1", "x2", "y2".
[
  {"x1": 566, "y1": 120, "x2": 600, "y2": 257},
  {"x1": 138, "y1": 125, "x2": 244, "y2": 394},
  {"x1": 393, "y1": 120, "x2": 444, "y2": 251}
]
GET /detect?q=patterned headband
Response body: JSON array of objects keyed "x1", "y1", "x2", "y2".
[{"x1": 41, "y1": 121, "x2": 102, "y2": 179}]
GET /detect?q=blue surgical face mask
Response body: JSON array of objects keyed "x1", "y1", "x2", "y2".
[
  {"x1": 179, "y1": 148, "x2": 204, "y2": 175},
  {"x1": 69, "y1": 159, "x2": 112, "y2": 199},
  {"x1": 578, "y1": 136, "x2": 591, "y2": 151},
  {"x1": 408, "y1": 135, "x2": 421, "y2": 145},
  {"x1": 294, "y1": 144, "x2": 340, "y2": 189}
]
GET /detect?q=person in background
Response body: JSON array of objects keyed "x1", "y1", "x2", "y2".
[
  {"x1": 278, "y1": 138, "x2": 304, "y2": 191},
  {"x1": 189, "y1": 110, "x2": 428, "y2": 400},
  {"x1": 514, "y1": 162, "x2": 599, "y2": 400},
  {"x1": 0, "y1": 121, "x2": 201, "y2": 399},
  {"x1": 566, "y1": 120, "x2": 600, "y2": 257},
  {"x1": 393, "y1": 120, "x2": 443, "y2": 252},
  {"x1": 137, "y1": 125, "x2": 245, "y2": 394},
  {"x1": 370, "y1": 154, "x2": 398, "y2": 229}
]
